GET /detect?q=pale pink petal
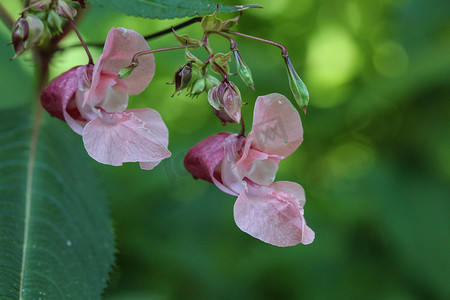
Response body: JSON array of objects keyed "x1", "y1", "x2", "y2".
[
  {"x1": 250, "y1": 93, "x2": 303, "y2": 157},
  {"x1": 127, "y1": 108, "x2": 169, "y2": 170},
  {"x1": 84, "y1": 27, "x2": 155, "y2": 107},
  {"x1": 95, "y1": 79, "x2": 129, "y2": 113},
  {"x1": 244, "y1": 150, "x2": 281, "y2": 186},
  {"x1": 82, "y1": 109, "x2": 171, "y2": 166},
  {"x1": 96, "y1": 27, "x2": 155, "y2": 95},
  {"x1": 233, "y1": 180, "x2": 314, "y2": 247},
  {"x1": 139, "y1": 161, "x2": 160, "y2": 170},
  {"x1": 64, "y1": 90, "x2": 89, "y2": 135},
  {"x1": 220, "y1": 159, "x2": 244, "y2": 196}
]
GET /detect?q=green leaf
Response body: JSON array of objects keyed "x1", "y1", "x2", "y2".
[
  {"x1": 89, "y1": 0, "x2": 262, "y2": 19},
  {"x1": 0, "y1": 107, "x2": 114, "y2": 299}
]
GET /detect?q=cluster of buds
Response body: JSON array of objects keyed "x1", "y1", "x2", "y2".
[{"x1": 10, "y1": 0, "x2": 80, "y2": 59}]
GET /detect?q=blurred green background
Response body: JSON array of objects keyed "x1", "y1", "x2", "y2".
[{"x1": 1, "y1": 0, "x2": 449, "y2": 299}]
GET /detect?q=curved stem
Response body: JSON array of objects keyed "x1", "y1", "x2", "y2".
[
  {"x1": 69, "y1": 18, "x2": 93, "y2": 65},
  {"x1": 210, "y1": 31, "x2": 238, "y2": 50},
  {"x1": 224, "y1": 30, "x2": 288, "y2": 56},
  {"x1": 132, "y1": 45, "x2": 195, "y2": 63}
]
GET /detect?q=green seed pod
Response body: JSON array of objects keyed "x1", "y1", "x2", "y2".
[
  {"x1": 233, "y1": 50, "x2": 254, "y2": 90},
  {"x1": 284, "y1": 56, "x2": 309, "y2": 114}
]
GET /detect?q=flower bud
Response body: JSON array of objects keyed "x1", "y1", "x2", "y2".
[
  {"x1": 233, "y1": 50, "x2": 254, "y2": 90},
  {"x1": 56, "y1": 0, "x2": 77, "y2": 19},
  {"x1": 204, "y1": 75, "x2": 221, "y2": 91},
  {"x1": 30, "y1": 0, "x2": 52, "y2": 11},
  {"x1": 118, "y1": 61, "x2": 138, "y2": 79},
  {"x1": 171, "y1": 62, "x2": 202, "y2": 96},
  {"x1": 284, "y1": 56, "x2": 309, "y2": 114},
  {"x1": 190, "y1": 79, "x2": 206, "y2": 96},
  {"x1": 208, "y1": 80, "x2": 243, "y2": 124},
  {"x1": 47, "y1": 10, "x2": 63, "y2": 34},
  {"x1": 11, "y1": 14, "x2": 45, "y2": 60}
]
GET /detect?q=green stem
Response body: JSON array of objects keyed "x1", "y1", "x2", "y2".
[
  {"x1": 224, "y1": 30, "x2": 288, "y2": 56},
  {"x1": 132, "y1": 45, "x2": 196, "y2": 64},
  {"x1": 0, "y1": 2, "x2": 14, "y2": 29}
]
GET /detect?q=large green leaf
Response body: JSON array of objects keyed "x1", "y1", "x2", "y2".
[
  {"x1": 89, "y1": 0, "x2": 261, "y2": 19},
  {"x1": 0, "y1": 107, "x2": 114, "y2": 299}
]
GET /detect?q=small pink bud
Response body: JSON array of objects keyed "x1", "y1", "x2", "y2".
[{"x1": 207, "y1": 80, "x2": 243, "y2": 124}]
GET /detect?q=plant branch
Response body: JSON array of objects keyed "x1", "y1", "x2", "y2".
[
  {"x1": 144, "y1": 17, "x2": 202, "y2": 40},
  {"x1": 0, "y1": 2, "x2": 14, "y2": 29},
  {"x1": 210, "y1": 31, "x2": 238, "y2": 50},
  {"x1": 85, "y1": 17, "x2": 203, "y2": 49}
]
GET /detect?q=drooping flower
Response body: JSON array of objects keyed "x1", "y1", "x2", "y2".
[
  {"x1": 184, "y1": 93, "x2": 314, "y2": 246},
  {"x1": 41, "y1": 27, "x2": 170, "y2": 169}
]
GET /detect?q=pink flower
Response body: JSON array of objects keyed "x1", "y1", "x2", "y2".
[
  {"x1": 41, "y1": 27, "x2": 170, "y2": 169},
  {"x1": 184, "y1": 93, "x2": 314, "y2": 246}
]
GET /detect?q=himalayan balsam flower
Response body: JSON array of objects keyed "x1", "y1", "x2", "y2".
[
  {"x1": 41, "y1": 27, "x2": 171, "y2": 169},
  {"x1": 184, "y1": 93, "x2": 314, "y2": 247}
]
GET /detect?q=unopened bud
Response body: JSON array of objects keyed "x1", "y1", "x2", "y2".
[
  {"x1": 47, "y1": 10, "x2": 63, "y2": 34},
  {"x1": 56, "y1": 0, "x2": 77, "y2": 19},
  {"x1": 171, "y1": 62, "x2": 202, "y2": 96},
  {"x1": 208, "y1": 80, "x2": 243, "y2": 124},
  {"x1": 118, "y1": 61, "x2": 138, "y2": 79},
  {"x1": 233, "y1": 50, "x2": 254, "y2": 90},
  {"x1": 190, "y1": 79, "x2": 206, "y2": 96},
  {"x1": 11, "y1": 14, "x2": 45, "y2": 60},
  {"x1": 284, "y1": 56, "x2": 309, "y2": 114},
  {"x1": 204, "y1": 75, "x2": 221, "y2": 91},
  {"x1": 30, "y1": 0, "x2": 52, "y2": 11}
]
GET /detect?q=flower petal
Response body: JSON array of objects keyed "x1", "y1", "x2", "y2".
[
  {"x1": 82, "y1": 109, "x2": 171, "y2": 166},
  {"x1": 85, "y1": 27, "x2": 155, "y2": 107},
  {"x1": 128, "y1": 108, "x2": 169, "y2": 170},
  {"x1": 233, "y1": 180, "x2": 314, "y2": 247},
  {"x1": 184, "y1": 132, "x2": 239, "y2": 196},
  {"x1": 250, "y1": 93, "x2": 303, "y2": 157},
  {"x1": 97, "y1": 27, "x2": 155, "y2": 95}
]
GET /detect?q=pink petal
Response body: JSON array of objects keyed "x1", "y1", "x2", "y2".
[
  {"x1": 85, "y1": 27, "x2": 155, "y2": 107},
  {"x1": 184, "y1": 132, "x2": 240, "y2": 196},
  {"x1": 233, "y1": 180, "x2": 314, "y2": 247},
  {"x1": 95, "y1": 79, "x2": 129, "y2": 113},
  {"x1": 41, "y1": 65, "x2": 91, "y2": 122},
  {"x1": 250, "y1": 93, "x2": 303, "y2": 157},
  {"x1": 82, "y1": 109, "x2": 171, "y2": 166},
  {"x1": 128, "y1": 108, "x2": 169, "y2": 170}
]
